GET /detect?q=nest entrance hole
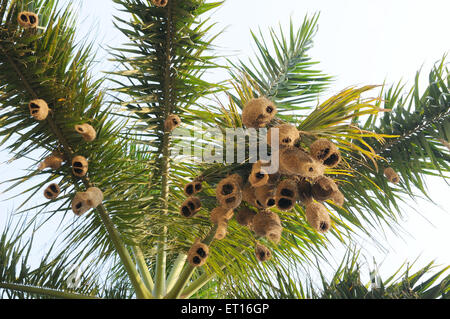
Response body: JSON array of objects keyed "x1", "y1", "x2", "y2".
[
  {"x1": 196, "y1": 248, "x2": 206, "y2": 258},
  {"x1": 278, "y1": 198, "x2": 293, "y2": 210},
  {"x1": 221, "y1": 183, "x2": 234, "y2": 195}
]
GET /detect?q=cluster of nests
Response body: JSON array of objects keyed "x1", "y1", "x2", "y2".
[
  {"x1": 181, "y1": 97, "x2": 401, "y2": 267},
  {"x1": 27, "y1": 98, "x2": 103, "y2": 216}
]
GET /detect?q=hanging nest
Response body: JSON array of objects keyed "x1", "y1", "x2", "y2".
[
  {"x1": 180, "y1": 196, "x2": 202, "y2": 218},
  {"x1": 279, "y1": 147, "x2": 324, "y2": 179},
  {"x1": 309, "y1": 138, "x2": 341, "y2": 168},
  {"x1": 297, "y1": 177, "x2": 313, "y2": 204},
  {"x1": 184, "y1": 180, "x2": 203, "y2": 196},
  {"x1": 187, "y1": 240, "x2": 209, "y2": 267},
  {"x1": 384, "y1": 167, "x2": 400, "y2": 184},
  {"x1": 151, "y1": 0, "x2": 168, "y2": 7},
  {"x1": 235, "y1": 207, "x2": 257, "y2": 227},
  {"x1": 214, "y1": 220, "x2": 228, "y2": 240},
  {"x1": 267, "y1": 123, "x2": 300, "y2": 148},
  {"x1": 242, "y1": 97, "x2": 277, "y2": 128},
  {"x1": 330, "y1": 189, "x2": 345, "y2": 206},
  {"x1": 242, "y1": 183, "x2": 258, "y2": 207},
  {"x1": 311, "y1": 176, "x2": 339, "y2": 202},
  {"x1": 71, "y1": 187, "x2": 103, "y2": 216},
  {"x1": 254, "y1": 184, "x2": 276, "y2": 208},
  {"x1": 18, "y1": 11, "x2": 39, "y2": 29},
  {"x1": 210, "y1": 206, "x2": 234, "y2": 224},
  {"x1": 252, "y1": 210, "x2": 282, "y2": 243},
  {"x1": 28, "y1": 99, "x2": 49, "y2": 121},
  {"x1": 255, "y1": 243, "x2": 272, "y2": 262},
  {"x1": 215, "y1": 174, "x2": 243, "y2": 209},
  {"x1": 248, "y1": 160, "x2": 271, "y2": 187},
  {"x1": 44, "y1": 183, "x2": 60, "y2": 200},
  {"x1": 75, "y1": 124, "x2": 96, "y2": 142},
  {"x1": 275, "y1": 179, "x2": 298, "y2": 211},
  {"x1": 72, "y1": 155, "x2": 88, "y2": 177},
  {"x1": 164, "y1": 114, "x2": 181, "y2": 132},
  {"x1": 38, "y1": 154, "x2": 63, "y2": 171},
  {"x1": 305, "y1": 202, "x2": 331, "y2": 233}
]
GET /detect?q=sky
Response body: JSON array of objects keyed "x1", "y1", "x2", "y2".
[{"x1": 1, "y1": 0, "x2": 449, "y2": 290}]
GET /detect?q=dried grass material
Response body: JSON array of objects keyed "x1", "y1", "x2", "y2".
[
  {"x1": 275, "y1": 179, "x2": 298, "y2": 211},
  {"x1": 216, "y1": 174, "x2": 243, "y2": 209},
  {"x1": 184, "y1": 181, "x2": 203, "y2": 196},
  {"x1": 305, "y1": 202, "x2": 331, "y2": 233},
  {"x1": 75, "y1": 124, "x2": 96, "y2": 142},
  {"x1": 242, "y1": 97, "x2": 277, "y2": 128},
  {"x1": 210, "y1": 207, "x2": 234, "y2": 224},
  {"x1": 279, "y1": 147, "x2": 324, "y2": 178},
  {"x1": 72, "y1": 155, "x2": 88, "y2": 177},
  {"x1": 267, "y1": 124, "x2": 300, "y2": 148},
  {"x1": 252, "y1": 210, "x2": 282, "y2": 243},
  {"x1": 309, "y1": 139, "x2": 341, "y2": 168},
  {"x1": 255, "y1": 243, "x2": 272, "y2": 262},
  {"x1": 187, "y1": 240, "x2": 209, "y2": 267},
  {"x1": 330, "y1": 189, "x2": 345, "y2": 206},
  {"x1": 214, "y1": 220, "x2": 228, "y2": 240},
  {"x1": 180, "y1": 196, "x2": 202, "y2": 218},
  {"x1": 297, "y1": 178, "x2": 313, "y2": 204},
  {"x1": 71, "y1": 187, "x2": 103, "y2": 216},
  {"x1": 384, "y1": 167, "x2": 400, "y2": 184},
  {"x1": 311, "y1": 176, "x2": 338, "y2": 201},
  {"x1": 242, "y1": 183, "x2": 258, "y2": 207},
  {"x1": 28, "y1": 99, "x2": 49, "y2": 121},
  {"x1": 164, "y1": 114, "x2": 181, "y2": 132},
  {"x1": 249, "y1": 161, "x2": 270, "y2": 187},
  {"x1": 44, "y1": 183, "x2": 60, "y2": 200},
  {"x1": 18, "y1": 11, "x2": 38, "y2": 29},
  {"x1": 151, "y1": 0, "x2": 168, "y2": 7},
  {"x1": 38, "y1": 155, "x2": 63, "y2": 171},
  {"x1": 235, "y1": 207, "x2": 257, "y2": 227},
  {"x1": 254, "y1": 184, "x2": 276, "y2": 208}
]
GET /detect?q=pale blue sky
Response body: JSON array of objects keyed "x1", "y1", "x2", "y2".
[{"x1": 1, "y1": 0, "x2": 449, "y2": 288}]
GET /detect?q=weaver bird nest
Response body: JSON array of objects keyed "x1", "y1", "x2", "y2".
[{"x1": 178, "y1": 96, "x2": 397, "y2": 265}]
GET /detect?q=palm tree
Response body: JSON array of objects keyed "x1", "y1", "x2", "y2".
[{"x1": 0, "y1": 0, "x2": 448, "y2": 299}]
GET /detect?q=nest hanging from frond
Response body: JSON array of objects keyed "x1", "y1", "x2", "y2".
[
  {"x1": 71, "y1": 187, "x2": 103, "y2": 216},
  {"x1": 248, "y1": 160, "x2": 273, "y2": 187},
  {"x1": 235, "y1": 207, "x2": 257, "y2": 227},
  {"x1": 305, "y1": 202, "x2": 331, "y2": 233},
  {"x1": 252, "y1": 210, "x2": 282, "y2": 243},
  {"x1": 215, "y1": 174, "x2": 243, "y2": 209},
  {"x1": 164, "y1": 114, "x2": 181, "y2": 132},
  {"x1": 254, "y1": 184, "x2": 277, "y2": 209},
  {"x1": 44, "y1": 183, "x2": 60, "y2": 200},
  {"x1": 384, "y1": 167, "x2": 400, "y2": 184},
  {"x1": 279, "y1": 147, "x2": 324, "y2": 179},
  {"x1": 75, "y1": 124, "x2": 96, "y2": 142},
  {"x1": 184, "y1": 180, "x2": 203, "y2": 196},
  {"x1": 255, "y1": 243, "x2": 272, "y2": 262},
  {"x1": 38, "y1": 154, "x2": 63, "y2": 171},
  {"x1": 18, "y1": 11, "x2": 39, "y2": 29},
  {"x1": 180, "y1": 196, "x2": 202, "y2": 218},
  {"x1": 275, "y1": 179, "x2": 298, "y2": 211},
  {"x1": 210, "y1": 206, "x2": 234, "y2": 224},
  {"x1": 72, "y1": 155, "x2": 88, "y2": 177},
  {"x1": 28, "y1": 99, "x2": 49, "y2": 121},
  {"x1": 311, "y1": 176, "x2": 339, "y2": 201},
  {"x1": 187, "y1": 240, "x2": 209, "y2": 267},
  {"x1": 267, "y1": 123, "x2": 300, "y2": 148},
  {"x1": 309, "y1": 138, "x2": 341, "y2": 168},
  {"x1": 242, "y1": 97, "x2": 277, "y2": 128}
]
